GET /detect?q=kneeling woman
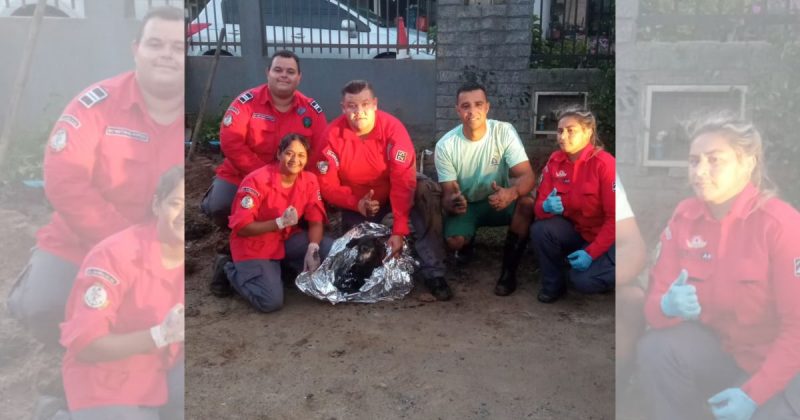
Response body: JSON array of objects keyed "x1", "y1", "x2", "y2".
[
  {"x1": 530, "y1": 107, "x2": 615, "y2": 303},
  {"x1": 639, "y1": 115, "x2": 800, "y2": 419},
  {"x1": 220, "y1": 133, "x2": 333, "y2": 312},
  {"x1": 61, "y1": 166, "x2": 185, "y2": 419}
]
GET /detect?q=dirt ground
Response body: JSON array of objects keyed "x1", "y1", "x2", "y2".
[
  {"x1": 184, "y1": 156, "x2": 615, "y2": 420},
  {"x1": 0, "y1": 186, "x2": 58, "y2": 420}
]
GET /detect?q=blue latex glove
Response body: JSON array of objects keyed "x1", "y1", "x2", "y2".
[
  {"x1": 542, "y1": 188, "x2": 564, "y2": 215},
  {"x1": 660, "y1": 269, "x2": 701, "y2": 320},
  {"x1": 567, "y1": 250, "x2": 592, "y2": 271},
  {"x1": 708, "y1": 388, "x2": 757, "y2": 420}
]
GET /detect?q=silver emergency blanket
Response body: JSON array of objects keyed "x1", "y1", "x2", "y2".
[{"x1": 296, "y1": 222, "x2": 416, "y2": 304}]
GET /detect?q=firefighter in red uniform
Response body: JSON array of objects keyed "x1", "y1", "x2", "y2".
[
  {"x1": 638, "y1": 114, "x2": 800, "y2": 420},
  {"x1": 215, "y1": 134, "x2": 333, "y2": 312},
  {"x1": 314, "y1": 80, "x2": 448, "y2": 300},
  {"x1": 202, "y1": 50, "x2": 327, "y2": 297},
  {"x1": 61, "y1": 166, "x2": 184, "y2": 420},
  {"x1": 7, "y1": 7, "x2": 185, "y2": 348},
  {"x1": 530, "y1": 107, "x2": 615, "y2": 303}
]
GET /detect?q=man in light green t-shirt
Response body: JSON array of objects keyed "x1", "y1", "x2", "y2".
[{"x1": 434, "y1": 81, "x2": 536, "y2": 297}]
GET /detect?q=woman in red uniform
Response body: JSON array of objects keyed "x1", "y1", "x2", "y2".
[
  {"x1": 60, "y1": 166, "x2": 184, "y2": 419},
  {"x1": 638, "y1": 114, "x2": 800, "y2": 420},
  {"x1": 215, "y1": 133, "x2": 332, "y2": 312},
  {"x1": 530, "y1": 107, "x2": 615, "y2": 303}
]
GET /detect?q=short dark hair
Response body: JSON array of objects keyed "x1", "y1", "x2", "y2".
[
  {"x1": 456, "y1": 81, "x2": 487, "y2": 103},
  {"x1": 269, "y1": 50, "x2": 301, "y2": 73},
  {"x1": 154, "y1": 165, "x2": 184, "y2": 204},
  {"x1": 341, "y1": 80, "x2": 375, "y2": 98},
  {"x1": 279, "y1": 133, "x2": 311, "y2": 155},
  {"x1": 135, "y1": 6, "x2": 183, "y2": 43}
]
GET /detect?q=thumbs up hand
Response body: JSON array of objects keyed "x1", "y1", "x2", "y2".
[
  {"x1": 487, "y1": 181, "x2": 518, "y2": 211},
  {"x1": 358, "y1": 189, "x2": 380, "y2": 217},
  {"x1": 448, "y1": 183, "x2": 468, "y2": 215},
  {"x1": 542, "y1": 188, "x2": 564, "y2": 215},
  {"x1": 661, "y1": 269, "x2": 701, "y2": 320}
]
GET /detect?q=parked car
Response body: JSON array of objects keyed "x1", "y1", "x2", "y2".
[{"x1": 188, "y1": 0, "x2": 434, "y2": 59}]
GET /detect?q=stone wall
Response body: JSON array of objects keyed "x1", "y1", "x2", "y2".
[{"x1": 434, "y1": 0, "x2": 533, "y2": 144}]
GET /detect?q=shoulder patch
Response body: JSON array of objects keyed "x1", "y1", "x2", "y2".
[
  {"x1": 58, "y1": 114, "x2": 81, "y2": 129},
  {"x1": 85, "y1": 267, "x2": 120, "y2": 286},
  {"x1": 49, "y1": 129, "x2": 68, "y2": 152},
  {"x1": 326, "y1": 150, "x2": 340, "y2": 167},
  {"x1": 241, "y1": 186, "x2": 261, "y2": 197},
  {"x1": 238, "y1": 92, "x2": 254, "y2": 104},
  {"x1": 83, "y1": 283, "x2": 109, "y2": 309},
  {"x1": 395, "y1": 150, "x2": 408, "y2": 163},
  {"x1": 241, "y1": 195, "x2": 255, "y2": 209},
  {"x1": 223, "y1": 114, "x2": 234, "y2": 127},
  {"x1": 226, "y1": 106, "x2": 240, "y2": 115},
  {"x1": 317, "y1": 161, "x2": 329, "y2": 174},
  {"x1": 78, "y1": 87, "x2": 108, "y2": 109},
  {"x1": 310, "y1": 100, "x2": 323, "y2": 114}
]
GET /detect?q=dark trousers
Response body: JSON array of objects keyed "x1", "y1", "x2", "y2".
[
  {"x1": 529, "y1": 216, "x2": 615, "y2": 296},
  {"x1": 637, "y1": 322, "x2": 800, "y2": 420}
]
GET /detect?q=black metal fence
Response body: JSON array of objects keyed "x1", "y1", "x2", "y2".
[
  {"x1": 1, "y1": 0, "x2": 82, "y2": 17},
  {"x1": 186, "y1": 0, "x2": 436, "y2": 59},
  {"x1": 530, "y1": 0, "x2": 615, "y2": 68},
  {"x1": 638, "y1": 0, "x2": 800, "y2": 41}
]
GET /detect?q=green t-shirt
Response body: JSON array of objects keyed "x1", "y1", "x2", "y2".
[{"x1": 435, "y1": 119, "x2": 529, "y2": 202}]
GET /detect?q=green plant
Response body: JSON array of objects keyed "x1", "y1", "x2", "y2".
[{"x1": 588, "y1": 62, "x2": 615, "y2": 155}]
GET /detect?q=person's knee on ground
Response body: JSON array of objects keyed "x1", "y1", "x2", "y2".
[
  {"x1": 616, "y1": 285, "x2": 646, "y2": 363},
  {"x1": 446, "y1": 235, "x2": 467, "y2": 251}
]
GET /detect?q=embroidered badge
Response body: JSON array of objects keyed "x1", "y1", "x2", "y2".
[
  {"x1": 556, "y1": 170, "x2": 567, "y2": 178},
  {"x1": 84, "y1": 283, "x2": 109, "y2": 309},
  {"x1": 49, "y1": 129, "x2": 68, "y2": 152},
  {"x1": 105, "y1": 127, "x2": 150, "y2": 142},
  {"x1": 78, "y1": 87, "x2": 108, "y2": 108},
  {"x1": 490, "y1": 155, "x2": 499, "y2": 166},
  {"x1": 241, "y1": 195, "x2": 254, "y2": 209},
  {"x1": 241, "y1": 186, "x2": 261, "y2": 197},
  {"x1": 303, "y1": 116, "x2": 312, "y2": 128},
  {"x1": 686, "y1": 235, "x2": 707, "y2": 249},
  {"x1": 702, "y1": 252, "x2": 712, "y2": 261},
  {"x1": 226, "y1": 106, "x2": 240, "y2": 115},
  {"x1": 395, "y1": 150, "x2": 407, "y2": 162},
  {"x1": 326, "y1": 150, "x2": 340, "y2": 167},
  {"x1": 238, "y1": 92, "x2": 254, "y2": 104},
  {"x1": 297, "y1": 106, "x2": 306, "y2": 116},
  {"x1": 317, "y1": 161, "x2": 329, "y2": 174},
  {"x1": 317, "y1": 189, "x2": 323, "y2": 201},
  {"x1": 223, "y1": 114, "x2": 233, "y2": 127},
  {"x1": 85, "y1": 267, "x2": 119, "y2": 286},
  {"x1": 58, "y1": 114, "x2": 81, "y2": 129},
  {"x1": 252, "y1": 113, "x2": 275, "y2": 122},
  {"x1": 310, "y1": 100, "x2": 323, "y2": 114}
]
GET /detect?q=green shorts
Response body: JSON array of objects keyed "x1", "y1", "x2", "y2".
[{"x1": 444, "y1": 199, "x2": 516, "y2": 238}]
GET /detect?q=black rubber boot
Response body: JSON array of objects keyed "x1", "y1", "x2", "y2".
[
  {"x1": 453, "y1": 236, "x2": 476, "y2": 265},
  {"x1": 494, "y1": 231, "x2": 527, "y2": 296},
  {"x1": 425, "y1": 276, "x2": 453, "y2": 301},
  {"x1": 210, "y1": 253, "x2": 234, "y2": 298}
]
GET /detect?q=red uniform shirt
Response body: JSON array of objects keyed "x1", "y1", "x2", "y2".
[
  {"x1": 314, "y1": 110, "x2": 417, "y2": 236},
  {"x1": 229, "y1": 163, "x2": 326, "y2": 262},
  {"x1": 645, "y1": 184, "x2": 800, "y2": 404},
  {"x1": 215, "y1": 85, "x2": 327, "y2": 185},
  {"x1": 37, "y1": 71, "x2": 183, "y2": 264},
  {"x1": 60, "y1": 222, "x2": 183, "y2": 411},
  {"x1": 533, "y1": 145, "x2": 615, "y2": 259}
]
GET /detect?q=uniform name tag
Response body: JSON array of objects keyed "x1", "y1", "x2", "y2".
[{"x1": 105, "y1": 126, "x2": 150, "y2": 142}]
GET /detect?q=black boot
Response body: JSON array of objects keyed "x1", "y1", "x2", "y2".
[
  {"x1": 425, "y1": 276, "x2": 453, "y2": 301},
  {"x1": 453, "y1": 236, "x2": 476, "y2": 265},
  {"x1": 494, "y1": 231, "x2": 527, "y2": 296},
  {"x1": 210, "y1": 253, "x2": 233, "y2": 298}
]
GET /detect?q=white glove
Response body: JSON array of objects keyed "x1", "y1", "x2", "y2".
[
  {"x1": 275, "y1": 206, "x2": 299, "y2": 230},
  {"x1": 150, "y1": 303, "x2": 184, "y2": 348},
  {"x1": 303, "y1": 243, "x2": 321, "y2": 272}
]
